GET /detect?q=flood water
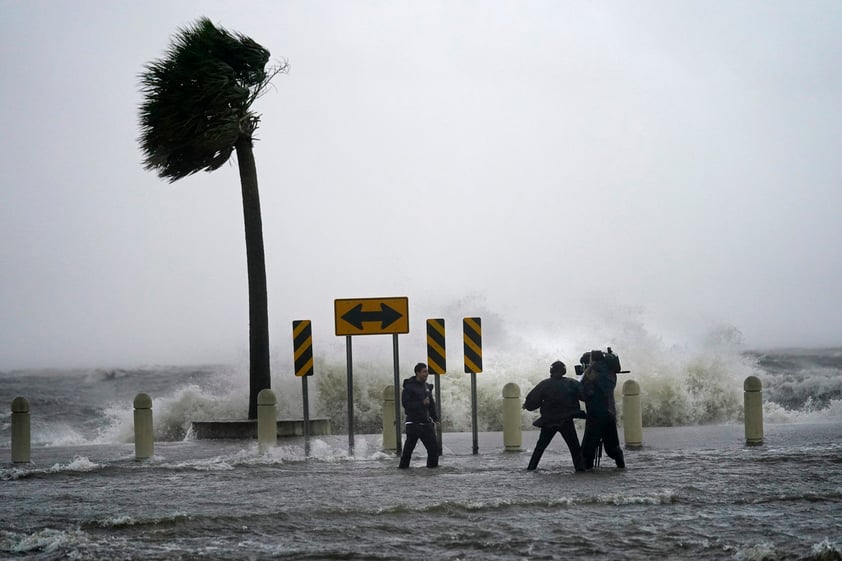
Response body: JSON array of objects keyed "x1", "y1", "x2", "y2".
[{"x1": 3, "y1": 423, "x2": 841, "y2": 560}]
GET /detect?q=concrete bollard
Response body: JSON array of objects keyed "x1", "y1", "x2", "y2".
[
  {"x1": 133, "y1": 393, "x2": 154, "y2": 460},
  {"x1": 744, "y1": 376, "x2": 764, "y2": 446},
  {"x1": 11, "y1": 396, "x2": 31, "y2": 464},
  {"x1": 622, "y1": 379, "x2": 643, "y2": 449},
  {"x1": 382, "y1": 385, "x2": 397, "y2": 452},
  {"x1": 257, "y1": 388, "x2": 278, "y2": 452},
  {"x1": 502, "y1": 383, "x2": 522, "y2": 452}
]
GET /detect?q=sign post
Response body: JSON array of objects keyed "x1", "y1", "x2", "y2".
[
  {"x1": 292, "y1": 320, "x2": 314, "y2": 456},
  {"x1": 391, "y1": 333, "x2": 402, "y2": 455},
  {"x1": 346, "y1": 335, "x2": 354, "y2": 453},
  {"x1": 463, "y1": 317, "x2": 482, "y2": 455},
  {"x1": 426, "y1": 318, "x2": 446, "y2": 454},
  {"x1": 335, "y1": 297, "x2": 409, "y2": 455}
]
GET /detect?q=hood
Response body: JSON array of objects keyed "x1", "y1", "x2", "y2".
[{"x1": 403, "y1": 377, "x2": 431, "y2": 389}]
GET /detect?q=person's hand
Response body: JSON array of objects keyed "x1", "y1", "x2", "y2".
[{"x1": 422, "y1": 397, "x2": 430, "y2": 406}]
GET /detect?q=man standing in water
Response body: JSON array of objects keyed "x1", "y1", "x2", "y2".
[
  {"x1": 581, "y1": 350, "x2": 625, "y2": 469},
  {"x1": 523, "y1": 360, "x2": 586, "y2": 472},
  {"x1": 398, "y1": 362, "x2": 439, "y2": 469}
]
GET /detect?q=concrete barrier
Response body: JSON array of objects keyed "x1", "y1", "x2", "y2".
[
  {"x1": 11, "y1": 396, "x2": 31, "y2": 464},
  {"x1": 133, "y1": 393, "x2": 154, "y2": 460},
  {"x1": 382, "y1": 385, "x2": 397, "y2": 452},
  {"x1": 622, "y1": 379, "x2": 643, "y2": 449},
  {"x1": 190, "y1": 418, "x2": 330, "y2": 439},
  {"x1": 744, "y1": 376, "x2": 764, "y2": 446},
  {"x1": 502, "y1": 383, "x2": 522, "y2": 452},
  {"x1": 257, "y1": 388, "x2": 278, "y2": 452}
]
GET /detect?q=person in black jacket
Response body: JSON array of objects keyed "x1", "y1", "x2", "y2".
[
  {"x1": 580, "y1": 350, "x2": 625, "y2": 469},
  {"x1": 523, "y1": 360, "x2": 586, "y2": 472},
  {"x1": 398, "y1": 362, "x2": 439, "y2": 469}
]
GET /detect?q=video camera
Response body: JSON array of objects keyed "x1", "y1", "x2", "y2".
[{"x1": 574, "y1": 347, "x2": 629, "y2": 376}]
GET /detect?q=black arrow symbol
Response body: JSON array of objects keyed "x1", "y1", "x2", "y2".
[{"x1": 342, "y1": 303, "x2": 403, "y2": 330}]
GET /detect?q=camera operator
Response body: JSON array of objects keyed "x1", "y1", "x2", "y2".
[
  {"x1": 580, "y1": 349, "x2": 625, "y2": 469},
  {"x1": 522, "y1": 360, "x2": 586, "y2": 472}
]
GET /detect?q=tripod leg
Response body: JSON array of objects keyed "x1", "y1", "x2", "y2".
[{"x1": 596, "y1": 439, "x2": 603, "y2": 468}]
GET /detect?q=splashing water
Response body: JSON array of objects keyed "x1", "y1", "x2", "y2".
[{"x1": 2, "y1": 311, "x2": 840, "y2": 446}]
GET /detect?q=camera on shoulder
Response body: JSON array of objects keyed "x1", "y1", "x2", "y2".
[{"x1": 574, "y1": 346, "x2": 626, "y2": 376}]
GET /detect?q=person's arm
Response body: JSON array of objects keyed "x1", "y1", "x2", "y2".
[
  {"x1": 581, "y1": 367, "x2": 597, "y2": 400},
  {"x1": 523, "y1": 381, "x2": 544, "y2": 411},
  {"x1": 571, "y1": 379, "x2": 587, "y2": 418},
  {"x1": 574, "y1": 379, "x2": 586, "y2": 402}
]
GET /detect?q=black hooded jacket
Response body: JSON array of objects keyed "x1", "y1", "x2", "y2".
[
  {"x1": 582, "y1": 361, "x2": 618, "y2": 417},
  {"x1": 523, "y1": 375, "x2": 585, "y2": 428},
  {"x1": 402, "y1": 376, "x2": 438, "y2": 424}
]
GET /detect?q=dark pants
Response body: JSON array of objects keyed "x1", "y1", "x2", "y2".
[
  {"x1": 398, "y1": 423, "x2": 439, "y2": 468},
  {"x1": 582, "y1": 414, "x2": 624, "y2": 469},
  {"x1": 527, "y1": 419, "x2": 584, "y2": 471}
]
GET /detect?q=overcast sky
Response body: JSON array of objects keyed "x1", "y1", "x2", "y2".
[{"x1": 1, "y1": 1, "x2": 841, "y2": 370}]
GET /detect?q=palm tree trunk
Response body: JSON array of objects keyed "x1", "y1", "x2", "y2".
[{"x1": 235, "y1": 136, "x2": 271, "y2": 420}]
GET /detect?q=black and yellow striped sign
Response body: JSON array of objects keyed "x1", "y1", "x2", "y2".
[
  {"x1": 463, "y1": 317, "x2": 482, "y2": 373},
  {"x1": 426, "y1": 318, "x2": 446, "y2": 375},
  {"x1": 293, "y1": 320, "x2": 314, "y2": 377}
]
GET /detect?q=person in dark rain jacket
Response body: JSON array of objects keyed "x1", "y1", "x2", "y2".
[
  {"x1": 580, "y1": 350, "x2": 625, "y2": 469},
  {"x1": 398, "y1": 362, "x2": 439, "y2": 469},
  {"x1": 523, "y1": 360, "x2": 586, "y2": 472}
]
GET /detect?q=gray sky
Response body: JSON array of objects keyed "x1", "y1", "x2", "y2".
[{"x1": 2, "y1": 1, "x2": 841, "y2": 370}]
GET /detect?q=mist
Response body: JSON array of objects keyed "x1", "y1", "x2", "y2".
[{"x1": 2, "y1": 1, "x2": 841, "y2": 371}]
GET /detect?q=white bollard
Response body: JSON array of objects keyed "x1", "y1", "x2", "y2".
[
  {"x1": 11, "y1": 396, "x2": 31, "y2": 464},
  {"x1": 382, "y1": 385, "x2": 396, "y2": 452},
  {"x1": 133, "y1": 393, "x2": 154, "y2": 460},
  {"x1": 622, "y1": 379, "x2": 643, "y2": 449},
  {"x1": 502, "y1": 383, "x2": 522, "y2": 452},
  {"x1": 257, "y1": 389, "x2": 278, "y2": 453},
  {"x1": 744, "y1": 376, "x2": 764, "y2": 446}
]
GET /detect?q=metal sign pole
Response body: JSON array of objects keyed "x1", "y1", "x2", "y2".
[
  {"x1": 302, "y1": 376, "x2": 310, "y2": 456},
  {"x1": 392, "y1": 333, "x2": 403, "y2": 455},
  {"x1": 346, "y1": 335, "x2": 354, "y2": 454},
  {"x1": 434, "y1": 373, "x2": 443, "y2": 455},
  {"x1": 471, "y1": 372, "x2": 479, "y2": 455}
]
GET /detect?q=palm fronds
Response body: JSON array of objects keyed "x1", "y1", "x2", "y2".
[{"x1": 138, "y1": 17, "x2": 287, "y2": 181}]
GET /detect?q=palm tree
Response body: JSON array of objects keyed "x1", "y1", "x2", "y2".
[{"x1": 138, "y1": 18, "x2": 287, "y2": 419}]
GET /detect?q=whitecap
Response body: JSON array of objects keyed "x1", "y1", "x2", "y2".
[
  {"x1": 811, "y1": 538, "x2": 842, "y2": 561},
  {"x1": 47, "y1": 455, "x2": 101, "y2": 473},
  {"x1": 3, "y1": 528, "x2": 89, "y2": 555},
  {"x1": 734, "y1": 541, "x2": 778, "y2": 561}
]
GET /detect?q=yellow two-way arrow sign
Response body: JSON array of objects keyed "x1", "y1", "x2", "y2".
[{"x1": 334, "y1": 297, "x2": 409, "y2": 336}]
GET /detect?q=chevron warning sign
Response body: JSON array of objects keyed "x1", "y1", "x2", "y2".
[
  {"x1": 293, "y1": 320, "x2": 314, "y2": 377},
  {"x1": 463, "y1": 317, "x2": 482, "y2": 374},
  {"x1": 426, "y1": 318, "x2": 446, "y2": 375}
]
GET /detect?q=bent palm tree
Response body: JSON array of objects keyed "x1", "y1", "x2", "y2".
[{"x1": 138, "y1": 18, "x2": 287, "y2": 419}]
